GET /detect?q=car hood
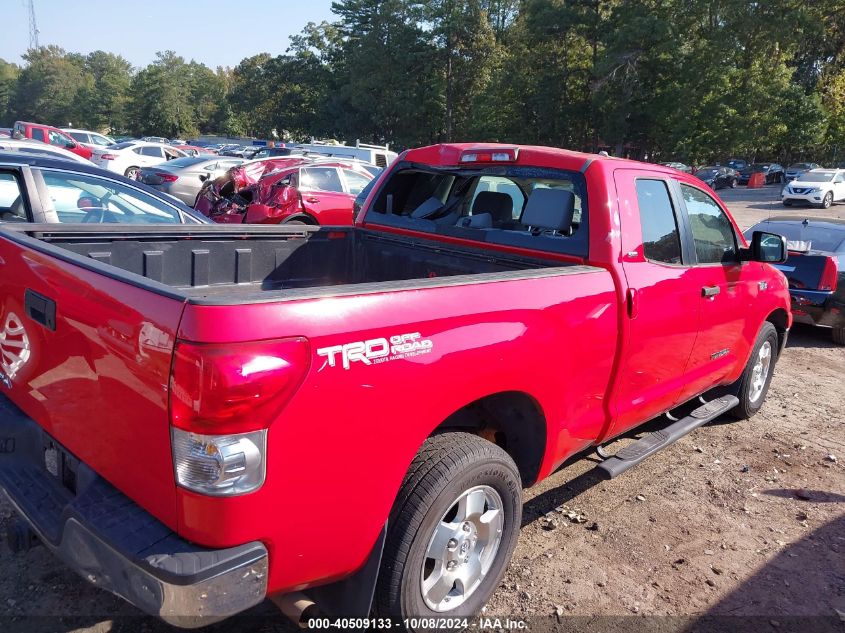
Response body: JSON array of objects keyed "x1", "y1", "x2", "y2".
[{"x1": 789, "y1": 180, "x2": 831, "y2": 188}]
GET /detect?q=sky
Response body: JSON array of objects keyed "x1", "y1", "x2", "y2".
[{"x1": 0, "y1": 0, "x2": 338, "y2": 68}]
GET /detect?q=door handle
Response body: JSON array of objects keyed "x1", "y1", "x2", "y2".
[
  {"x1": 25, "y1": 289, "x2": 56, "y2": 330},
  {"x1": 702, "y1": 285, "x2": 721, "y2": 298},
  {"x1": 306, "y1": 197, "x2": 320, "y2": 203}
]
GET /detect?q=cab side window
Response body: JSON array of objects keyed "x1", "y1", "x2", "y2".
[
  {"x1": 681, "y1": 184, "x2": 738, "y2": 264},
  {"x1": 635, "y1": 179, "x2": 682, "y2": 264},
  {"x1": 30, "y1": 128, "x2": 45, "y2": 142}
]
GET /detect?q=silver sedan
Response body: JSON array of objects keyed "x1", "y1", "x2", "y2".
[{"x1": 138, "y1": 156, "x2": 248, "y2": 207}]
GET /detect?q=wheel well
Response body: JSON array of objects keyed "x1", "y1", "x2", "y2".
[
  {"x1": 283, "y1": 213, "x2": 318, "y2": 225},
  {"x1": 432, "y1": 392, "x2": 546, "y2": 486},
  {"x1": 766, "y1": 308, "x2": 789, "y2": 352}
]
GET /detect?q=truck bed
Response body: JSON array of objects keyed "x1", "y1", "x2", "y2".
[{"x1": 3, "y1": 225, "x2": 584, "y2": 305}]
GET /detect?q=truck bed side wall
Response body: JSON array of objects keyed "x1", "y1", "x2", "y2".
[{"x1": 175, "y1": 267, "x2": 618, "y2": 594}]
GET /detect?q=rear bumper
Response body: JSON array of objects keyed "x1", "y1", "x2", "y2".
[
  {"x1": 0, "y1": 394, "x2": 268, "y2": 628},
  {"x1": 790, "y1": 290, "x2": 845, "y2": 329}
]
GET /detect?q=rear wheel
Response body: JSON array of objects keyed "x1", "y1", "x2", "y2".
[
  {"x1": 833, "y1": 328, "x2": 845, "y2": 346},
  {"x1": 728, "y1": 322, "x2": 779, "y2": 420},
  {"x1": 730, "y1": 178, "x2": 737, "y2": 189},
  {"x1": 124, "y1": 166, "x2": 140, "y2": 180},
  {"x1": 822, "y1": 192, "x2": 833, "y2": 209},
  {"x1": 375, "y1": 433, "x2": 522, "y2": 627}
]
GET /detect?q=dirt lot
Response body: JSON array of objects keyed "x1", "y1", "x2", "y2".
[{"x1": 0, "y1": 184, "x2": 842, "y2": 632}]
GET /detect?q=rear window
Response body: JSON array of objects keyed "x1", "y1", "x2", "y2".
[
  {"x1": 165, "y1": 156, "x2": 207, "y2": 168},
  {"x1": 109, "y1": 142, "x2": 136, "y2": 150},
  {"x1": 746, "y1": 222, "x2": 845, "y2": 253},
  {"x1": 364, "y1": 164, "x2": 589, "y2": 257}
]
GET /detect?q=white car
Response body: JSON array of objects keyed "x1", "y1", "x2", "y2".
[
  {"x1": 90, "y1": 141, "x2": 186, "y2": 179},
  {"x1": 61, "y1": 127, "x2": 115, "y2": 150},
  {"x1": 782, "y1": 169, "x2": 845, "y2": 209},
  {"x1": 0, "y1": 138, "x2": 92, "y2": 163}
]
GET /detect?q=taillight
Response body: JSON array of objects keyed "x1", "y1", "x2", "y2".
[
  {"x1": 156, "y1": 172, "x2": 178, "y2": 182},
  {"x1": 99, "y1": 153, "x2": 116, "y2": 160},
  {"x1": 819, "y1": 256, "x2": 839, "y2": 291},
  {"x1": 170, "y1": 337, "x2": 310, "y2": 435}
]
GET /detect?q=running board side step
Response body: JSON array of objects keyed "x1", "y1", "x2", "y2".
[{"x1": 596, "y1": 395, "x2": 739, "y2": 479}]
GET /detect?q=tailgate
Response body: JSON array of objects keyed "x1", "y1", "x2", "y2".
[{"x1": 0, "y1": 233, "x2": 185, "y2": 529}]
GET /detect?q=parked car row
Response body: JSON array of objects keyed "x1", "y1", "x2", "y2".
[{"x1": 660, "y1": 159, "x2": 841, "y2": 191}]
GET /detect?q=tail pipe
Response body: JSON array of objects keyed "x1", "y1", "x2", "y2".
[{"x1": 272, "y1": 592, "x2": 320, "y2": 628}]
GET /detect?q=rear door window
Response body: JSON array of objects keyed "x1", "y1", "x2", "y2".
[
  {"x1": 0, "y1": 172, "x2": 28, "y2": 222},
  {"x1": 300, "y1": 167, "x2": 344, "y2": 193},
  {"x1": 341, "y1": 169, "x2": 372, "y2": 195},
  {"x1": 39, "y1": 169, "x2": 182, "y2": 224},
  {"x1": 635, "y1": 179, "x2": 683, "y2": 264},
  {"x1": 30, "y1": 128, "x2": 45, "y2": 142},
  {"x1": 140, "y1": 146, "x2": 165, "y2": 158}
]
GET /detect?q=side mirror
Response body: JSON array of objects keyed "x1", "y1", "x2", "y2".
[
  {"x1": 748, "y1": 231, "x2": 788, "y2": 263},
  {"x1": 199, "y1": 174, "x2": 210, "y2": 182}
]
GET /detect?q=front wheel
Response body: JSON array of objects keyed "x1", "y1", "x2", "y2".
[
  {"x1": 730, "y1": 178, "x2": 737, "y2": 189},
  {"x1": 822, "y1": 192, "x2": 833, "y2": 209},
  {"x1": 375, "y1": 432, "x2": 522, "y2": 625},
  {"x1": 728, "y1": 322, "x2": 779, "y2": 420},
  {"x1": 833, "y1": 328, "x2": 845, "y2": 346}
]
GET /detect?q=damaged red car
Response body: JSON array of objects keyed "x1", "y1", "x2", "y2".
[{"x1": 194, "y1": 157, "x2": 376, "y2": 225}]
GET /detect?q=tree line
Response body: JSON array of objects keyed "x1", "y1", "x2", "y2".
[{"x1": 1, "y1": 0, "x2": 844, "y2": 165}]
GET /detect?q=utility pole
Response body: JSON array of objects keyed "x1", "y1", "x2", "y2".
[{"x1": 27, "y1": 0, "x2": 39, "y2": 49}]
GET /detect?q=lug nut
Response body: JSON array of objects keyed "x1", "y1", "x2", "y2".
[
  {"x1": 462, "y1": 522, "x2": 471, "y2": 532},
  {"x1": 447, "y1": 538, "x2": 458, "y2": 550},
  {"x1": 447, "y1": 561, "x2": 458, "y2": 571}
]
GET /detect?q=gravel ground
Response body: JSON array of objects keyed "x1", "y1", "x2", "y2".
[{"x1": 0, "y1": 183, "x2": 842, "y2": 632}]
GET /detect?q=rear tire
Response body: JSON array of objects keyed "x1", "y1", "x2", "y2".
[
  {"x1": 730, "y1": 179, "x2": 737, "y2": 189},
  {"x1": 375, "y1": 433, "x2": 522, "y2": 627},
  {"x1": 124, "y1": 166, "x2": 139, "y2": 180},
  {"x1": 728, "y1": 322, "x2": 779, "y2": 420},
  {"x1": 833, "y1": 328, "x2": 845, "y2": 346}
]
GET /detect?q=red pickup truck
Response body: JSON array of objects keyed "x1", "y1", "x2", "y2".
[
  {"x1": 0, "y1": 144, "x2": 791, "y2": 628},
  {"x1": 12, "y1": 121, "x2": 94, "y2": 161}
]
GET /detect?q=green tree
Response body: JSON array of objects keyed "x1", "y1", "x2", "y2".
[
  {"x1": 11, "y1": 46, "x2": 86, "y2": 126},
  {"x1": 75, "y1": 51, "x2": 133, "y2": 132},
  {"x1": 0, "y1": 58, "x2": 19, "y2": 125},
  {"x1": 129, "y1": 51, "x2": 198, "y2": 137},
  {"x1": 331, "y1": 0, "x2": 441, "y2": 146}
]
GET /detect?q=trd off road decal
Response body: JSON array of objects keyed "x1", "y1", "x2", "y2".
[{"x1": 317, "y1": 332, "x2": 433, "y2": 371}]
